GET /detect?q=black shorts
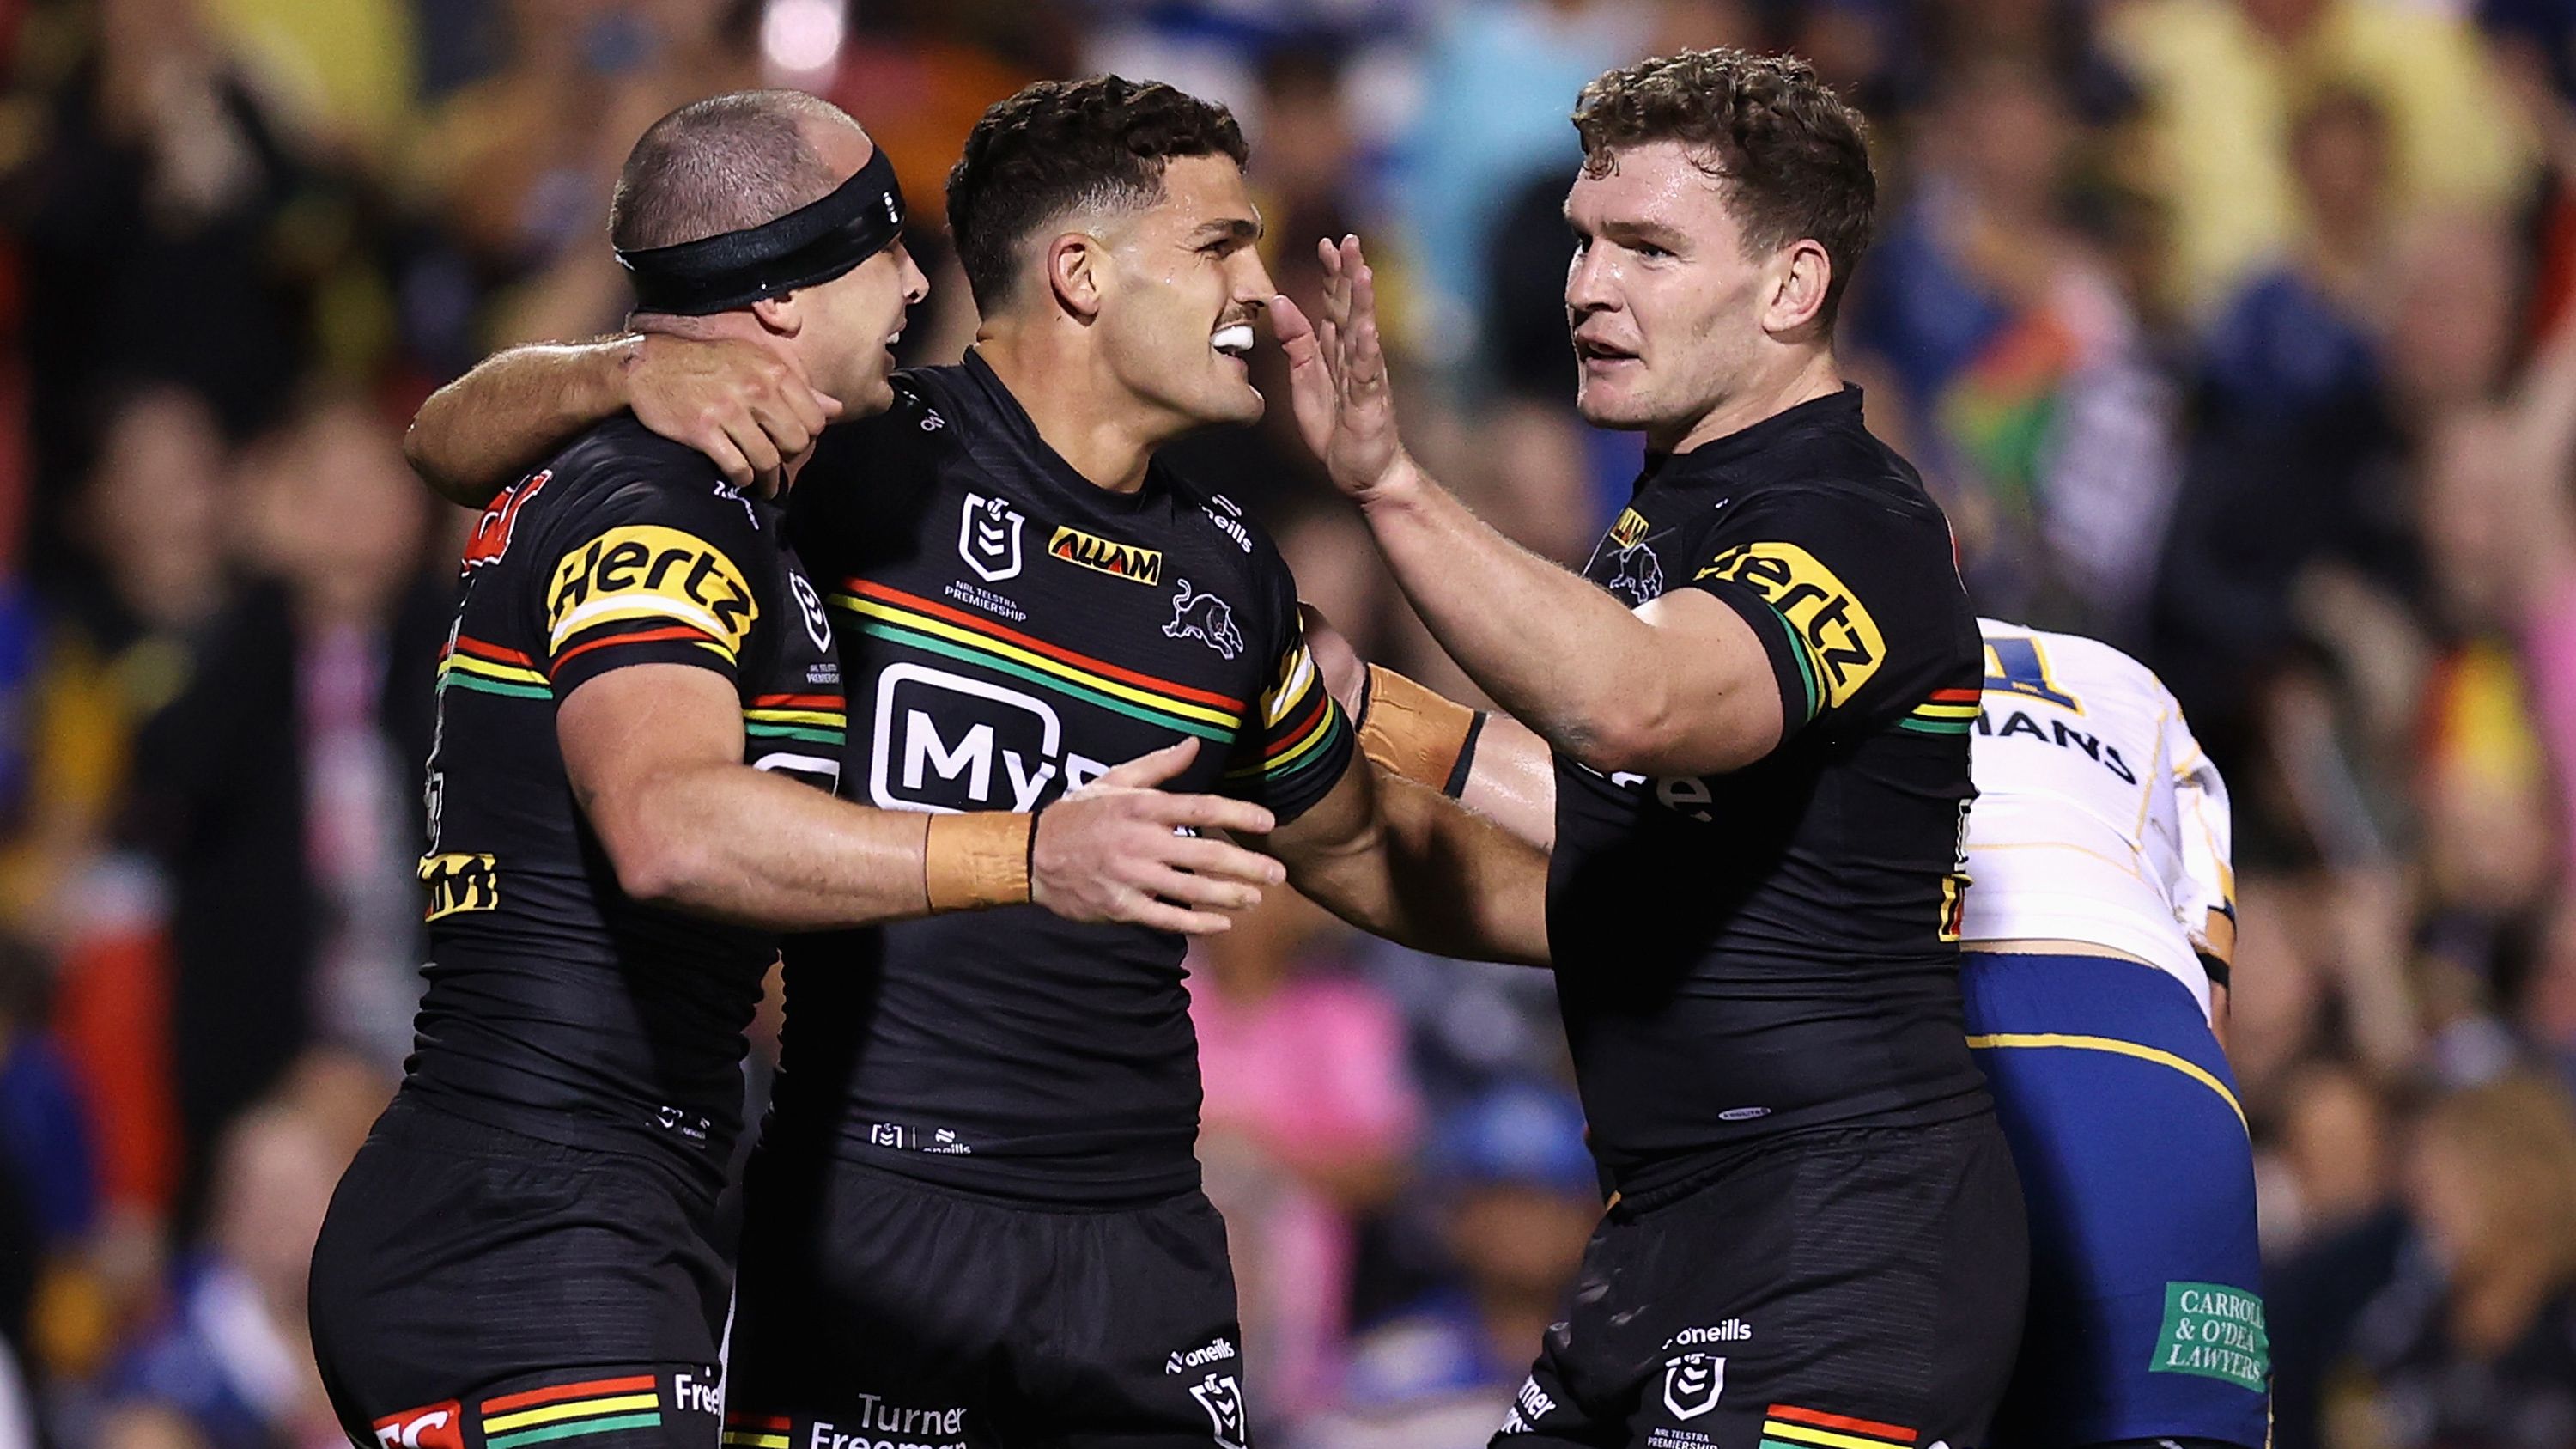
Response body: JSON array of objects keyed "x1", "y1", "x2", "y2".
[
  {"x1": 725, "y1": 1150, "x2": 1249, "y2": 1449},
  {"x1": 307, "y1": 1096, "x2": 730, "y2": 1448},
  {"x1": 1498, "y1": 1116, "x2": 2028, "y2": 1449}
]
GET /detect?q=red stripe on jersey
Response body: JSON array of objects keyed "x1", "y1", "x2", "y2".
[
  {"x1": 482, "y1": 1376, "x2": 658, "y2": 1413},
  {"x1": 454, "y1": 636, "x2": 538, "y2": 667},
  {"x1": 751, "y1": 693, "x2": 841, "y2": 709},
  {"x1": 1765, "y1": 1405, "x2": 1917, "y2": 1442},
  {"x1": 1927, "y1": 688, "x2": 1980, "y2": 703},
  {"x1": 550, "y1": 624, "x2": 719, "y2": 673},
  {"x1": 1265, "y1": 692, "x2": 1331, "y2": 759}
]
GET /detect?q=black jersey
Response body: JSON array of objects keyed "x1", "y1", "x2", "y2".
[
  {"x1": 409, "y1": 416, "x2": 845, "y2": 1165},
  {"x1": 772, "y1": 352, "x2": 1354, "y2": 1204},
  {"x1": 1548, "y1": 387, "x2": 1990, "y2": 1196}
]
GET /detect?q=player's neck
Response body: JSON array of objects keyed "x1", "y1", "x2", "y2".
[
  {"x1": 1652, "y1": 347, "x2": 1845, "y2": 457},
  {"x1": 975, "y1": 330, "x2": 1167, "y2": 495}
]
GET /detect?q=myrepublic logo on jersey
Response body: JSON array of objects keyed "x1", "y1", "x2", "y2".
[
  {"x1": 546, "y1": 525, "x2": 757, "y2": 658},
  {"x1": 867, "y1": 663, "x2": 1108, "y2": 813},
  {"x1": 1187, "y1": 1373, "x2": 1249, "y2": 1449},
  {"x1": 1696, "y1": 541, "x2": 1883, "y2": 707},
  {"x1": 1048, "y1": 525, "x2": 1164, "y2": 585},
  {"x1": 371, "y1": 1402, "x2": 463, "y2": 1449},
  {"x1": 958, "y1": 491, "x2": 1026, "y2": 582}
]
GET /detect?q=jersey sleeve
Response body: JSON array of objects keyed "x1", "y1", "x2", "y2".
[
  {"x1": 1679, "y1": 487, "x2": 1964, "y2": 740},
  {"x1": 2166, "y1": 690, "x2": 2236, "y2": 938},
  {"x1": 1219, "y1": 548, "x2": 1356, "y2": 826},
  {"x1": 538, "y1": 474, "x2": 778, "y2": 699}
]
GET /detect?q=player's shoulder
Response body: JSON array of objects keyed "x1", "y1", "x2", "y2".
[
  {"x1": 1150, "y1": 462, "x2": 1293, "y2": 597},
  {"x1": 1975, "y1": 617, "x2": 2161, "y2": 697},
  {"x1": 536, "y1": 416, "x2": 775, "y2": 545}
]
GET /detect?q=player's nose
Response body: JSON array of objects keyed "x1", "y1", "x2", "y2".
[{"x1": 1565, "y1": 245, "x2": 1617, "y2": 314}]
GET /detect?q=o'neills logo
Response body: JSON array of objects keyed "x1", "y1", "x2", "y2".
[
  {"x1": 1165, "y1": 1336, "x2": 1237, "y2": 1373},
  {"x1": 1048, "y1": 525, "x2": 1163, "y2": 585}
]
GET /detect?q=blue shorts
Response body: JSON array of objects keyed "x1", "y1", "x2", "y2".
[{"x1": 1959, "y1": 949, "x2": 2269, "y2": 1449}]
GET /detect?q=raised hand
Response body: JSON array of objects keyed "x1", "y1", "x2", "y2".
[
  {"x1": 1029, "y1": 739, "x2": 1286, "y2": 935},
  {"x1": 1273, "y1": 235, "x2": 1410, "y2": 502},
  {"x1": 627, "y1": 330, "x2": 843, "y2": 496}
]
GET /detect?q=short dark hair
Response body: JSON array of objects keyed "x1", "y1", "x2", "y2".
[
  {"x1": 946, "y1": 76, "x2": 1250, "y2": 314},
  {"x1": 610, "y1": 89, "x2": 855, "y2": 252},
  {"x1": 1572, "y1": 49, "x2": 1876, "y2": 324}
]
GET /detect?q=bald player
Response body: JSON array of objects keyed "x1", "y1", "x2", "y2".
[{"x1": 307, "y1": 92, "x2": 1288, "y2": 1449}]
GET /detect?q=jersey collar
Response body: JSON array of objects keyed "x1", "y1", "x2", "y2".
[
  {"x1": 956, "y1": 349, "x2": 1165, "y2": 514},
  {"x1": 1645, "y1": 384, "x2": 1866, "y2": 483}
]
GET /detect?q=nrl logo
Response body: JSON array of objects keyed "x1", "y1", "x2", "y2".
[
  {"x1": 1163, "y1": 578, "x2": 1245, "y2": 660},
  {"x1": 1661, "y1": 1354, "x2": 1723, "y2": 1422},
  {"x1": 958, "y1": 491, "x2": 1026, "y2": 583},
  {"x1": 1188, "y1": 1373, "x2": 1249, "y2": 1449}
]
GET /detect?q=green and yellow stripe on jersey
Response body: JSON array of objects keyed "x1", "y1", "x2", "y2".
[
  {"x1": 1759, "y1": 1403, "x2": 1917, "y2": 1449},
  {"x1": 744, "y1": 692, "x2": 846, "y2": 748},
  {"x1": 438, "y1": 636, "x2": 551, "y2": 700},
  {"x1": 1900, "y1": 686, "x2": 1982, "y2": 735},
  {"x1": 832, "y1": 580, "x2": 1249, "y2": 741},
  {"x1": 477, "y1": 1374, "x2": 662, "y2": 1448}
]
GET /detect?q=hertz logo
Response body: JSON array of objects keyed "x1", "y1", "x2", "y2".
[
  {"x1": 1696, "y1": 540, "x2": 1884, "y2": 707},
  {"x1": 546, "y1": 525, "x2": 756, "y2": 658},
  {"x1": 1047, "y1": 526, "x2": 1163, "y2": 585},
  {"x1": 418, "y1": 852, "x2": 497, "y2": 921},
  {"x1": 1609, "y1": 508, "x2": 1649, "y2": 550}
]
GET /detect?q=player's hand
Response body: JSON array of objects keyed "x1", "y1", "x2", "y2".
[
  {"x1": 1030, "y1": 739, "x2": 1286, "y2": 935},
  {"x1": 1273, "y1": 235, "x2": 1413, "y2": 505},
  {"x1": 624, "y1": 330, "x2": 843, "y2": 497},
  {"x1": 1298, "y1": 603, "x2": 1369, "y2": 717}
]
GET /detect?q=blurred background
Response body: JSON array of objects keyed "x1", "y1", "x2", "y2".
[{"x1": 0, "y1": 0, "x2": 2562, "y2": 1445}]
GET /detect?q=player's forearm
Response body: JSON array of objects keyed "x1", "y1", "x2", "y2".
[
  {"x1": 1288, "y1": 766, "x2": 1550, "y2": 965},
  {"x1": 1358, "y1": 460, "x2": 1676, "y2": 772},
  {"x1": 1455, "y1": 712, "x2": 1556, "y2": 852},
  {"x1": 604, "y1": 760, "x2": 939, "y2": 928},
  {"x1": 407, "y1": 338, "x2": 638, "y2": 506}
]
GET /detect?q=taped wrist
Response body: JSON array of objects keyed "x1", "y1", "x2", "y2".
[
  {"x1": 1357, "y1": 664, "x2": 1485, "y2": 799},
  {"x1": 924, "y1": 812, "x2": 1032, "y2": 911}
]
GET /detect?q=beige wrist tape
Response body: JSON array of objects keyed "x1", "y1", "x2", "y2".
[
  {"x1": 1357, "y1": 663, "x2": 1482, "y2": 796},
  {"x1": 924, "y1": 812, "x2": 1033, "y2": 911}
]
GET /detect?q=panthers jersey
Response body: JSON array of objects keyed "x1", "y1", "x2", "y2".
[
  {"x1": 409, "y1": 417, "x2": 845, "y2": 1165},
  {"x1": 1548, "y1": 387, "x2": 1992, "y2": 1196},
  {"x1": 771, "y1": 351, "x2": 1355, "y2": 1204},
  {"x1": 1959, "y1": 619, "x2": 2234, "y2": 1019}
]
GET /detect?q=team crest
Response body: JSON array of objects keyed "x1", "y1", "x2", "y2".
[
  {"x1": 1164, "y1": 579, "x2": 1245, "y2": 660},
  {"x1": 1188, "y1": 1373, "x2": 1249, "y2": 1449},
  {"x1": 958, "y1": 492, "x2": 1026, "y2": 583},
  {"x1": 1661, "y1": 1355, "x2": 1723, "y2": 1421}
]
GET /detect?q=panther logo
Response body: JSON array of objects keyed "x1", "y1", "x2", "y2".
[
  {"x1": 1164, "y1": 579, "x2": 1245, "y2": 661},
  {"x1": 1606, "y1": 544, "x2": 1665, "y2": 606}
]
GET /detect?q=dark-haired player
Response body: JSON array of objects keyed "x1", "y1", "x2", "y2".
[
  {"x1": 404, "y1": 76, "x2": 1546, "y2": 1449},
  {"x1": 1278, "y1": 49, "x2": 2026, "y2": 1449},
  {"x1": 315, "y1": 91, "x2": 1297, "y2": 1449}
]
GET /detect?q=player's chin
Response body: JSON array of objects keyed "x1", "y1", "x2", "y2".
[
  {"x1": 1199, "y1": 379, "x2": 1267, "y2": 427},
  {"x1": 1574, "y1": 379, "x2": 1653, "y2": 431}
]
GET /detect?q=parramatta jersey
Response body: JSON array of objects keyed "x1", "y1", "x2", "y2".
[
  {"x1": 409, "y1": 417, "x2": 846, "y2": 1166},
  {"x1": 771, "y1": 351, "x2": 1355, "y2": 1204},
  {"x1": 1548, "y1": 387, "x2": 1991, "y2": 1196},
  {"x1": 1959, "y1": 618, "x2": 2234, "y2": 1019}
]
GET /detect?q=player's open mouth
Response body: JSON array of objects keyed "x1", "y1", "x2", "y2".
[
  {"x1": 1212, "y1": 324, "x2": 1255, "y2": 359},
  {"x1": 1575, "y1": 336, "x2": 1637, "y2": 364},
  {"x1": 886, "y1": 329, "x2": 904, "y2": 348}
]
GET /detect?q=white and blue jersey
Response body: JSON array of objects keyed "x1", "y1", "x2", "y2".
[{"x1": 1959, "y1": 620, "x2": 2267, "y2": 1449}]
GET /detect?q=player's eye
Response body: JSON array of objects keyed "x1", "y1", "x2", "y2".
[{"x1": 1633, "y1": 241, "x2": 1674, "y2": 260}]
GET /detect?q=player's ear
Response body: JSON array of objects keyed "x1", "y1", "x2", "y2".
[
  {"x1": 750, "y1": 292, "x2": 805, "y2": 338},
  {"x1": 1764, "y1": 239, "x2": 1832, "y2": 338},
  {"x1": 1047, "y1": 233, "x2": 1105, "y2": 321}
]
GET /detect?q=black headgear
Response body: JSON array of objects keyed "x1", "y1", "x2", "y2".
[{"x1": 616, "y1": 148, "x2": 906, "y2": 316}]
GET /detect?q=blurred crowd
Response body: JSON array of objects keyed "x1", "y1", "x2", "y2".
[{"x1": 0, "y1": 0, "x2": 2565, "y2": 1446}]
